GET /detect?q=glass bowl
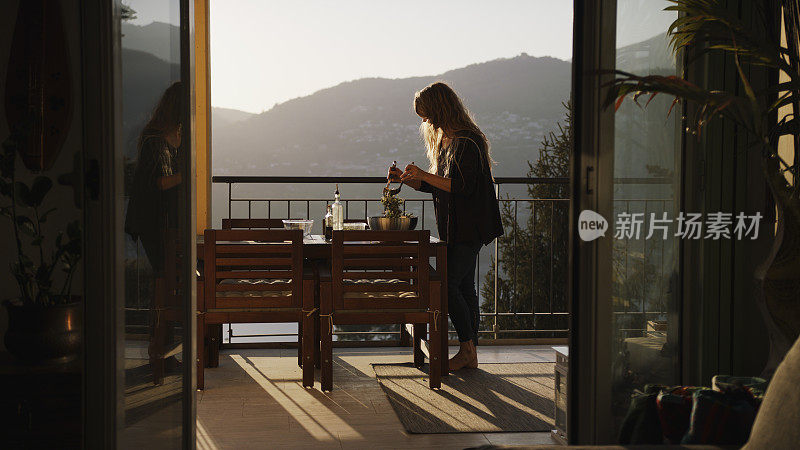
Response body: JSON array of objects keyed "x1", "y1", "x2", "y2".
[{"x1": 282, "y1": 219, "x2": 314, "y2": 237}]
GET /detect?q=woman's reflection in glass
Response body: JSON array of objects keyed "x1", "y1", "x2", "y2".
[{"x1": 125, "y1": 81, "x2": 184, "y2": 385}]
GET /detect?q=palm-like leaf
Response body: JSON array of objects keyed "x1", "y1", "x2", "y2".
[
  {"x1": 606, "y1": 0, "x2": 799, "y2": 209},
  {"x1": 603, "y1": 71, "x2": 758, "y2": 137},
  {"x1": 665, "y1": 0, "x2": 789, "y2": 70}
]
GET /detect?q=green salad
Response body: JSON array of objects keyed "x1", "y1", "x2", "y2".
[{"x1": 381, "y1": 191, "x2": 404, "y2": 218}]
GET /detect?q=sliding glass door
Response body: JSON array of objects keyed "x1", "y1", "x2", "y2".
[
  {"x1": 570, "y1": 0, "x2": 682, "y2": 443},
  {"x1": 609, "y1": 0, "x2": 682, "y2": 432},
  {"x1": 117, "y1": 0, "x2": 195, "y2": 447}
]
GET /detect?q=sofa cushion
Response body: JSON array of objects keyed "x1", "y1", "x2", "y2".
[
  {"x1": 681, "y1": 389, "x2": 757, "y2": 445},
  {"x1": 216, "y1": 278, "x2": 292, "y2": 297},
  {"x1": 342, "y1": 278, "x2": 417, "y2": 299},
  {"x1": 467, "y1": 445, "x2": 726, "y2": 449},
  {"x1": 656, "y1": 386, "x2": 706, "y2": 444},
  {"x1": 618, "y1": 390, "x2": 664, "y2": 445},
  {"x1": 743, "y1": 336, "x2": 800, "y2": 449},
  {"x1": 711, "y1": 375, "x2": 767, "y2": 399}
]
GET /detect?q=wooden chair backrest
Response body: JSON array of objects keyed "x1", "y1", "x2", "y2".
[
  {"x1": 221, "y1": 218, "x2": 288, "y2": 230},
  {"x1": 203, "y1": 229, "x2": 303, "y2": 310},
  {"x1": 330, "y1": 230, "x2": 430, "y2": 311}
]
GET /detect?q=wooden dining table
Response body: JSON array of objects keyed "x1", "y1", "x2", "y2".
[{"x1": 195, "y1": 233, "x2": 450, "y2": 378}]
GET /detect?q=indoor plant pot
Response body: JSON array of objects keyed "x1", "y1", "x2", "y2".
[
  {"x1": 4, "y1": 297, "x2": 82, "y2": 364},
  {"x1": 1, "y1": 132, "x2": 83, "y2": 365}
]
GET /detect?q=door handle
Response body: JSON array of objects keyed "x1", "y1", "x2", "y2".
[{"x1": 585, "y1": 166, "x2": 594, "y2": 195}]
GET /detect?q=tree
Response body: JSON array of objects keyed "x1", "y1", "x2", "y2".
[
  {"x1": 481, "y1": 102, "x2": 572, "y2": 339},
  {"x1": 121, "y1": 3, "x2": 137, "y2": 22}
]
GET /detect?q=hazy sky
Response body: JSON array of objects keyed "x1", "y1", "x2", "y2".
[
  {"x1": 209, "y1": 0, "x2": 573, "y2": 113},
  {"x1": 124, "y1": 1, "x2": 677, "y2": 114},
  {"x1": 125, "y1": 0, "x2": 180, "y2": 26}
]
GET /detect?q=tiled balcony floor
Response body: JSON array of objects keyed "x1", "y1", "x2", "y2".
[{"x1": 197, "y1": 345, "x2": 560, "y2": 449}]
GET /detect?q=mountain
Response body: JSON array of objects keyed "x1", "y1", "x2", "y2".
[
  {"x1": 212, "y1": 53, "x2": 572, "y2": 178},
  {"x1": 119, "y1": 48, "x2": 180, "y2": 160},
  {"x1": 117, "y1": 20, "x2": 573, "y2": 178},
  {"x1": 614, "y1": 31, "x2": 679, "y2": 184},
  {"x1": 212, "y1": 107, "x2": 256, "y2": 127},
  {"x1": 121, "y1": 21, "x2": 180, "y2": 63},
  {"x1": 616, "y1": 31, "x2": 675, "y2": 75}
]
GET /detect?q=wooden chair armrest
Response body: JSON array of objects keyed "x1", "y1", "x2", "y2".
[{"x1": 429, "y1": 264, "x2": 442, "y2": 281}]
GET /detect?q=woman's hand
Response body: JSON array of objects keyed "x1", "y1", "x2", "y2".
[
  {"x1": 157, "y1": 172, "x2": 182, "y2": 190},
  {"x1": 400, "y1": 163, "x2": 428, "y2": 184}
]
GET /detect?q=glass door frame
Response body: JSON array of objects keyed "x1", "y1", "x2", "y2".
[
  {"x1": 569, "y1": 0, "x2": 617, "y2": 443},
  {"x1": 181, "y1": 0, "x2": 199, "y2": 446},
  {"x1": 571, "y1": 0, "x2": 689, "y2": 444},
  {"x1": 81, "y1": 1, "x2": 124, "y2": 446},
  {"x1": 81, "y1": 0, "x2": 197, "y2": 447}
]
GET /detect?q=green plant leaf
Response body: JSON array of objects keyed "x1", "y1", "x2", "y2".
[
  {"x1": 29, "y1": 176, "x2": 52, "y2": 207},
  {"x1": 766, "y1": 92, "x2": 796, "y2": 114},
  {"x1": 14, "y1": 181, "x2": 32, "y2": 207},
  {"x1": 39, "y1": 207, "x2": 57, "y2": 223},
  {"x1": 773, "y1": 118, "x2": 798, "y2": 137},
  {"x1": 603, "y1": 70, "x2": 756, "y2": 135},
  {"x1": 62, "y1": 238, "x2": 81, "y2": 256},
  {"x1": 15, "y1": 215, "x2": 36, "y2": 237}
]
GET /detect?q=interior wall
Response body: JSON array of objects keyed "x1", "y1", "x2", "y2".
[{"x1": 0, "y1": 0, "x2": 85, "y2": 351}]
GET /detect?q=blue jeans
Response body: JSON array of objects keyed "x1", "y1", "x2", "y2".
[{"x1": 447, "y1": 242, "x2": 482, "y2": 345}]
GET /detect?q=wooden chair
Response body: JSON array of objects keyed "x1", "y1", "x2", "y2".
[
  {"x1": 221, "y1": 218, "x2": 288, "y2": 230},
  {"x1": 216, "y1": 217, "x2": 315, "y2": 367},
  {"x1": 319, "y1": 230, "x2": 443, "y2": 391},
  {"x1": 150, "y1": 227, "x2": 193, "y2": 385},
  {"x1": 199, "y1": 229, "x2": 316, "y2": 389}
]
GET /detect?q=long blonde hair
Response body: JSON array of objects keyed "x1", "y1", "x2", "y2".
[{"x1": 413, "y1": 82, "x2": 491, "y2": 176}]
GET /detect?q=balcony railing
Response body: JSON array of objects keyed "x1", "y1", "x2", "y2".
[
  {"x1": 123, "y1": 175, "x2": 675, "y2": 344},
  {"x1": 210, "y1": 175, "x2": 570, "y2": 343}
]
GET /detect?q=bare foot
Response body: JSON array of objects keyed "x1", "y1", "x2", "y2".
[
  {"x1": 465, "y1": 352, "x2": 478, "y2": 369},
  {"x1": 449, "y1": 342, "x2": 477, "y2": 371},
  {"x1": 449, "y1": 352, "x2": 469, "y2": 371}
]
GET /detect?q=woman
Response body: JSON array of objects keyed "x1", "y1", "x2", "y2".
[
  {"x1": 389, "y1": 82, "x2": 503, "y2": 371},
  {"x1": 125, "y1": 81, "x2": 184, "y2": 276},
  {"x1": 125, "y1": 81, "x2": 184, "y2": 384}
]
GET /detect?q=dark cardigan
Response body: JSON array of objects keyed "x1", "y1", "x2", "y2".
[
  {"x1": 419, "y1": 131, "x2": 504, "y2": 245},
  {"x1": 124, "y1": 136, "x2": 179, "y2": 272}
]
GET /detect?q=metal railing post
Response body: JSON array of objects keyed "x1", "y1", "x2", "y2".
[{"x1": 494, "y1": 183, "x2": 500, "y2": 340}]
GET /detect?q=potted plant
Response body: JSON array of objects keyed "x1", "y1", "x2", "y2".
[
  {"x1": 368, "y1": 190, "x2": 417, "y2": 231},
  {"x1": 1, "y1": 132, "x2": 82, "y2": 364},
  {"x1": 605, "y1": 0, "x2": 799, "y2": 375}
]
